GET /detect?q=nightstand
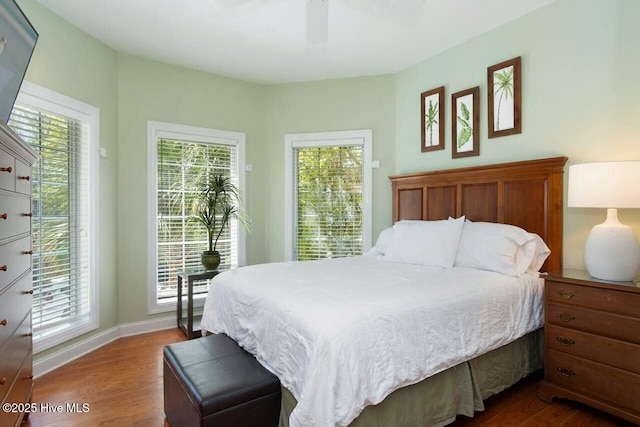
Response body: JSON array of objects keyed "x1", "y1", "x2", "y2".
[
  {"x1": 538, "y1": 269, "x2": 640, "y2": 424},
  {"x1": 176, "y1": 269, "x2": 220, "y2": 339}
]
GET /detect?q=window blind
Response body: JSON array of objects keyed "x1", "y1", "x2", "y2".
[
  {"x1": 156, "y1": 138, "x2": 239, "y2": 301},
  {"x1": 294, "y1": 145, "x2": 364, "y2": 260},
  {"x1": 8, "y1": 105, "x2": 92, "y2": 338}
]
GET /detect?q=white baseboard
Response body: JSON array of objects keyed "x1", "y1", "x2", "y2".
[
  {"x1": 33, "y1": 316, "x2": 176, "y2": 378},
  {"x1": 119, "y1": 316, "x2": 175, "y2": 337}
]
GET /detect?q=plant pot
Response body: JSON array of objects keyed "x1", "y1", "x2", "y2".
[{"x1": 201, "y1": 251, "x2": 220, "y2": 271}]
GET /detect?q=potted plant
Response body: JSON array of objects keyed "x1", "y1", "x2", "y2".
[{"x1": 192, "y1": 174, "x2": 245, "y2": 270}]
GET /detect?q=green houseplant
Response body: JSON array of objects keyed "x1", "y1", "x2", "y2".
[{"x1": 192, "y1": 174, "x2": 245, "y2": 270}]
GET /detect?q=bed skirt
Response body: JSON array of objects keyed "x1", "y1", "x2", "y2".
[{"x1": 279, "y1": 329, "x2": 543, "y2": 427}]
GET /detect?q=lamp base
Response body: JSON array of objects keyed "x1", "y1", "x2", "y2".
[{"x1": 584, "y1": 209, "x2": 640, "y2": 282}]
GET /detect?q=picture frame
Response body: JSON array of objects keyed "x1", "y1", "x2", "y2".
[
  {"x1": 487, "y1": 56, "x2": 521, "y2": 138},
  {"x1": 420, "y1": 86, "x2": 444, "y2": 152},
  {"x1": 451, "y1": 86, "x2": 479, "y2": 159}
]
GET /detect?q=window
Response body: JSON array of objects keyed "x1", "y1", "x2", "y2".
[
  {"x1": 9, "y1": 81, "x2": 99, "y2": 353},
  {"x1": 147, "y1": 121, "x2": 245, "y2": 313},
  {"x1": 284, "y1": 130, "x2": 372, "y2": 261}
]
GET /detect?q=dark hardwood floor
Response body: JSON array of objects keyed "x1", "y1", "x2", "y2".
[
  {"x1": 24, "y1": 329, "x2": 634, "y2": 427},
  {"x1": 24, "y1": 328, "x2": 184, "y2": 427}
]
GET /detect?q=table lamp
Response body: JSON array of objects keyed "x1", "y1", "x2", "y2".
[{"x1": 568, "y1": 161, "x2": 640, "y2": 282}]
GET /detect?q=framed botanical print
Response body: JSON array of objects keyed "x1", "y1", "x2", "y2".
[
  {"x1": 451, "y1": 86, "x2": 479, "y2": 158},
  {"x1": 487, "y1": 56, "x2": 521, "y2": 138},
  {"x1": 420, "y1": 86, "x2": 444, "y2": 152}
]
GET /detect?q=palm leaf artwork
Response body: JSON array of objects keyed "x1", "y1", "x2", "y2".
[
  {"x1": 425, "y1": 100, "x2": 438, "y2": 147},
  {"x1": 457, "y1": 102, "x2": 473, "y2": 148},
  {"x1": 494, "y1": 66, "x2": 514, "y2": 130}
]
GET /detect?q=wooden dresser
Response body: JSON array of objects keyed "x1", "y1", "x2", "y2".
[
  {"x1": 539, "y1": 269, "x2": 640, "y2": 424},
  {"x1": 0, "y1": 120, "x2": 37, "y2": 426}
]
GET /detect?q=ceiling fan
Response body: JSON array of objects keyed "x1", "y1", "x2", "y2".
[
  {"x1": 306, "y1": 0, "x2": 328, "y2": 44},
  {"x1": 306, "y1": 0, "x2": 426, "y2": 45},
  {"x1": 210, "y1": 0, "x2": 425, "y2": 45}
]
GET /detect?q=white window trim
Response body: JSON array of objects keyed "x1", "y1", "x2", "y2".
[
  {"x1": 147, "y1": 120, "x2": 246, "y2": 314},
  {"x1": 16, "y1": 81, "x2": 100, "y2": 354},
  {"x1": 284, "y1": 129, "x2": 372, "y2": 262}
]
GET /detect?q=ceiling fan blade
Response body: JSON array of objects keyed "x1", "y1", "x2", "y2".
[
  {"x1": 306, "y1": 0, "x2": 328, "y2": 44},
  {"x1": 341, "y1": 0, "x2": 425, "y2": 26},
  {"x1": 207, "y1": 0, "x2": 254, "y2": 10}
]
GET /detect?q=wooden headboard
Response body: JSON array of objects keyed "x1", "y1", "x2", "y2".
[{"x1": 389, "y1": 157, "x2": 568, "y2": 272}]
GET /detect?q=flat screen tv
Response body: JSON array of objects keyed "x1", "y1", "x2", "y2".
[{"x1": 0, "y1": 0, "x2": 37, "y2": 124}]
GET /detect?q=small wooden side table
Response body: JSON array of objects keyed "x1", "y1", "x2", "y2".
[
  {"x1": 177, "y1": 269, "x2": 220, "y2": 339},
  {"x1": 538, "y1": 269, "x2": 640, "y2": 425}
]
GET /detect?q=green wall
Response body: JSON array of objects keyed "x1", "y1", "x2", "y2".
[
  {"x1": 14, "y1": 0, "x2": 640, "y2": 359},
  {"x1": 17, "y1": 0, "x2": 120, "y2": 359},
  {"x1": 394, "y1": 0, "x2": 640, "y2": 268}
]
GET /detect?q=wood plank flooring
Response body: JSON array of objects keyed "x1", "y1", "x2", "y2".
[
  {"x1": 24, "y1": 328, "x2": 184, "y2": 427},
  {"x1": 23, "y1": 329, "x2": 635, "y2": 427}
]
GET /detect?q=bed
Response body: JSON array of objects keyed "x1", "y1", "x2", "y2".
[{"x1": 201, "y1": 156, "x2": 568, "y2": 427}]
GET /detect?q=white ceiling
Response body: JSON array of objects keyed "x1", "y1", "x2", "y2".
[{"x1": 34, "y1": 0, "x2": 554, "y2": 84}]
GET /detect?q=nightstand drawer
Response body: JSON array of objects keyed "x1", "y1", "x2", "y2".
[
  {"x1": 546, "y1": 349, "x2": 640, "y2": 414},
  {"x1": 546, "y1": 324, "x2": 640, "y2": 374},
  {"x1": 546, "y1": 280, "x2": 640, "y2": 317},
  {"x1": 546, "y1": 302, "x2": 640, "y2": 344}
]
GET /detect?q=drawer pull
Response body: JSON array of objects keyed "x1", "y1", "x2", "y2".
[
  {"x1": 0, "y1": 377, "x2": 5, "y2": 385},
  {"x1": 0, "y1": 265, "x2": 6, "y2": 271},
  {"x1": 556, "y1": 336, "x2": 575, "y2": 346},
  {"x1": 557, "y1": 290, "x2": 575, "y2": 300},
  {"x1": 24, "y1": 289, "x2": 34, "y2": 295},
  {"x1": 0, "y1": 319, "x2": 6, "y2": 326},
  {"x1": 557, "y1": 367, "x2": 575, "y2": 377},
  {"x1": 23, "y1": 250, "x2": 33, "y2": 255},
  {"x1": 22, "y1": 212, "x2": 32, "y2": 217},
  {"x1": 557, "y1": 312, "x2": 575, "y2": 322},
  {"x1": 17, "y1": 175, "x2": 30, "y2": 180},
  {"x1": 0, "y1": 213, "x2": 6, "y2": 219},
  {"x1": 24, "y1": 332, "x2": 33, "y2": 337},
  {"x1": 0, "y1": 166, "x2": 11, "y2": 173}
]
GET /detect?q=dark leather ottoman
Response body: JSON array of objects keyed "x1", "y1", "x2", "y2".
[{"x1": 163, "y1": 333, "x2": 281, "y2": 427}]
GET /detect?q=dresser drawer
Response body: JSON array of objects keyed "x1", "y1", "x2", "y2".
[
  {"x1": 546, "y1": 324, "x2": 640, "y2": 374},
  {"x1": 0, "y1": 194, "x2": 31, "y2": 241},
  {"x1": 0, "y1": 237, "x2": 32, "y2": 292},
  {"x1": 0, "y1": 314, "x2": 31, "y2": 403},
  {"x1": 14, "y1": 160, "x2": 31, "y2": 195},
  {"x1": 0, "y1": 274, "x2": 32, "y2": 346},
  {"x1": 546, "y1": 280, "x2": 640, "y2": 317},
  {"x1": 546, "y1": 349, "x2": 640, "y2": 414},
  {"x1": 546, "y1": 302, "x2": 640, "y2": 344},
  {"x1": 0, "y1": 149, "x2": 14, "y2": 192},
  {"x1": 0, "y1": 351, "x2": 33, "y2": 427}
]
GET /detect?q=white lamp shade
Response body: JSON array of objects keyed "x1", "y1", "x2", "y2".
[{"x1": 568, "y1": 161, "x2": 640, "y2": 208}]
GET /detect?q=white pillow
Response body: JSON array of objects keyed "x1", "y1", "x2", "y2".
[
  {"x1": 455, "y1": 222, "x2": 536, "y2": 277},
  {"x1": 366, "y1": 227, "x2": 395, "y2": 256},
  {"x1": 527, "y1": 232, "x2": 551, "y2": 272},
  {"x1": 384, "y1": 217, "x2": 465, "y2": 268}
]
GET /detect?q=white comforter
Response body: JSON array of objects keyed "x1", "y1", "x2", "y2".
[{"x1": 201, "y1": 256, "x2": 543, "y2": 427}]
